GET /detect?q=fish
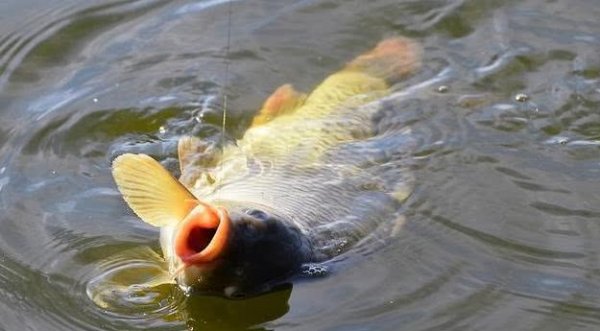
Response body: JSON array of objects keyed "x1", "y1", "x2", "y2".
[{"x1": 112, "y1": 37, "x2": 422, "y2": 296}]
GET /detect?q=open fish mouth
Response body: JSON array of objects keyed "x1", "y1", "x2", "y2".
[{"x1": 174, "y1": 202, "x2": 231, "y2": 265}]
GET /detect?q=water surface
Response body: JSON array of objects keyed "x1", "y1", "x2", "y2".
[{"x1": 1, "y1": 0, "x2": 600, "y2": 330}]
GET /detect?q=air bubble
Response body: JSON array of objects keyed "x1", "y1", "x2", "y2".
[
  {"x1": 437, "y1": 85, "x2": 449, "y2": 93},
  {"x1": 545, "y1": 136, "x2": 569, "y2": 145},
  {"x1": 515, "y1": 93, "x2": 529, "y2": 102}
]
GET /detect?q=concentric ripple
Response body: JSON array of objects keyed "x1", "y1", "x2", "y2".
[{"x1": 86, "y1": 248, "x2": 183, "y2": 319}]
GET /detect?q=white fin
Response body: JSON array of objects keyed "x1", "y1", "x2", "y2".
[{"x1": 112, "y1": 153, "x2": 196, "y2": 227}]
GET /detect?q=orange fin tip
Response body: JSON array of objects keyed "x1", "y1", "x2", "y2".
[{"x1": 251, "y1": 84, "x2": 306, "y2": 127}]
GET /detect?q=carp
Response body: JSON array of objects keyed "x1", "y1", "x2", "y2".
[{"x1": 112, "y1": 37, "x2": 421, "y2": 296}]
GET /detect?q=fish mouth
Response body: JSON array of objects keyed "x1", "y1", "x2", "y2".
[{"x1": 174, "y1": 202, "x2": 231, "y2": 265}]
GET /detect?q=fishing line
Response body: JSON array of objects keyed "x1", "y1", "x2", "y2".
[
  {"x1": 214, "y1": 0, "x2": 233, "y2": 199},
  {"x1": 221, "y1": 0, "x2": 233, "y2": 144}
]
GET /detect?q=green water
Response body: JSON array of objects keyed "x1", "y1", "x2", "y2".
[{"x1": 1, "y1": 0, "x2": 600, "y2": 330}]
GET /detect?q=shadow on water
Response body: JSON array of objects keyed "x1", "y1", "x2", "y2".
[{"x1": 183, "y1": 285, "x2": 292, "y2": 330}]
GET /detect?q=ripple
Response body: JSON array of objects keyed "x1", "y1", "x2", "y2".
[
  {"x1": 22, "y1": 107, "x2": 183, "y2": 158},
  {"x1": 79, "y1": 244, "x2": 185, "y2": 329},
  {"x1": 0, "y1": 2, "x2": 78, "y2": 86},
  {"x1": 1, "y1": 1, "x2": 168, "y2": 89},
  {"x1": 431, "y1": 214, "x2": 586, "y2": 260},
  {"x1": 530, "y1": 201, "x2": 600, "y2": 218},
  {"x1": 87, "y1": 260, "x2": 180, "y2": 318}
]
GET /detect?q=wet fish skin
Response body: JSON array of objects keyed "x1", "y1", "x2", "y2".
[{"x1": 112, "y1": 37, "x2": 421, "y2": 296}]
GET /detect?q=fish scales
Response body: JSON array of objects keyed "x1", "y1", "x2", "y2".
[{"x1": 112, "y1": 37, "x2": 421, "y2": 295}]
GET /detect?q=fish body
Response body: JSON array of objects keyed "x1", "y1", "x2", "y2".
[{"x1": 112, "y1": 37, "x2": 421, "y2": 296}]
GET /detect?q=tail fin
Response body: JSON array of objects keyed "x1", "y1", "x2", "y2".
[{"x1": 346, "y1": 37, "x2": 422, "y2": 84}]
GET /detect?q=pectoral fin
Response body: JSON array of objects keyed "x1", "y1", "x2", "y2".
[
  {"x1": 112, "y1": 153, "x2": 197, "y2": 227},
  {"x1": 251, "y1": 84, "x2": 306, "y2": 127}
]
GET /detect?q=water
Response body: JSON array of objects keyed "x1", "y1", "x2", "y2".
[{"x1": 1, "y1": 0, "x2": 600, "y2": 330}]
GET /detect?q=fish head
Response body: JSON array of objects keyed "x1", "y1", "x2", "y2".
[
  {"x1": 112, "y1": 154, "x2": 312, "y2": 296},
  {"x1": 164, "y1": 202, "x2": 311, "y2": 296}
]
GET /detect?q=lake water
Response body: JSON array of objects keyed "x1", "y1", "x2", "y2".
[{"x1": 1, "y1": 0, "x2": 600, "y2": 330}]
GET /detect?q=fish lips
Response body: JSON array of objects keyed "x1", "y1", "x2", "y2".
[{"x1": 174, "y1": 202, "x2": 232, "y2": 265}]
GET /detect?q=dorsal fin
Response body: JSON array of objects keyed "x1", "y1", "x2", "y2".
[
  {"x1": 251, "y1": 84, "x2": 306, "y2": 127},
  {"x1": 345, "y1": 37, "x2": 422, "y2": 84},
  {"x1": 112, "y1": 153, "x2": 197, "y2": 227},
  {"x1": 291, "y1": 37, "x2": 422, "y2": 116}
]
